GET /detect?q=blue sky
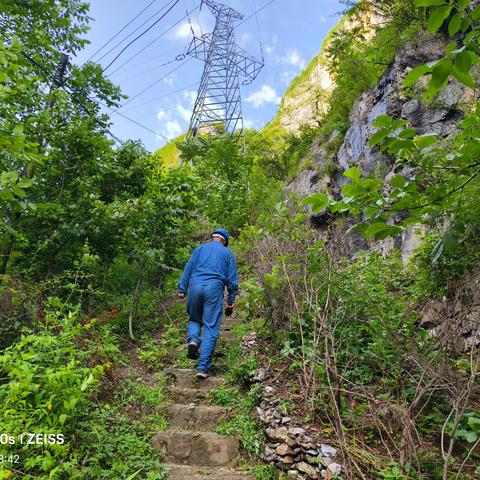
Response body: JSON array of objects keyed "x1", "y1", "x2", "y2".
[{"x1": 74, "y1": 0, "x2": 343, "y2": 151}]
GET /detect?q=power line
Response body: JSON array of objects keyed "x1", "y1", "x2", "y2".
[
  {"x1": 85, "y1": 0, "x2": 158, "y2": 63},
  {"x1": 106, "y1": 45, "x2": 183, "y2": 77},
  {"x1": 93, "y1": 1, "x2": 176, "y2": 67},
  {"x1": 25, "y1": 47, "x2": 171, "y2": 145},
  {"x1": 252, "y1": 0, "x2": 265, "y2": 62},
  {"x1": 106, "y1": 4, "x2": 200, "y2": 78},
  {"x1": 113, "y1": 47, "x2": 186, "y2": 83},
  {"x1": 102, "y1": 0, "x2": 180, "y2": 73},
  {"x1": 116, "y1": 58, "x2": 192, "y2": 110},
  {"x1": 108, "y1": 0, "x2": 270, "y2": 116},
  {"x1": 114, "y1": 81, "x2": 200, "y2": 115},
  {"x1": 111, "y1": 0, "x2": 277, "y2": 145},
  {"x1": 98, "y1": 100, "x2": 172, "y2": 142}
]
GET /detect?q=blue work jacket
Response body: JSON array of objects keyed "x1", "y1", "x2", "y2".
[{"x1": 178, "y1": 241, "x2": 239, "y2": 304}]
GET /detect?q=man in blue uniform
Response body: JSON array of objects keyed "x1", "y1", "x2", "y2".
[{"x1": 178, "y1": 228, "x2": 238, "y2": 379}]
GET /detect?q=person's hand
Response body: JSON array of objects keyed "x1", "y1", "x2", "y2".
[
  {"x1": 225, "y1": 303, "x2": 235, "y2": 316},
  {"x1": 178, "y1": 292, "x2": 186, "y2": 299}
]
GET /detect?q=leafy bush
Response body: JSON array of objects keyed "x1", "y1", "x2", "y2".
[{"x1": 0, "y1": 309, "x2": 114, "y2": 479}]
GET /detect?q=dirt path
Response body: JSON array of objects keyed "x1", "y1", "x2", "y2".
[{"x1": 148, "y1": 313, "x2": 254, "y2": 479}]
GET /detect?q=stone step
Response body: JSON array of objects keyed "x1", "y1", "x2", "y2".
[
  {"x1": 167, "y1": 386, "x2": 209, "y2": 404},
  {"x1": 165, "y1": 464, "x2": 253, "y2": 479},
  {"x1": 150, "y1": 429, "x2": 239, "y2": 467},
  {"x1": 165, "y1": 368, "x2": 225, "y2": 390},
  {"x1": 164, "y1": 403, "x2": 230, "y2": 431}
]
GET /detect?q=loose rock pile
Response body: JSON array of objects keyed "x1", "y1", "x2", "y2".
[
  {"x1": 242, "y1": 331, "x2": 342, "y2": 479},
  {"x1": 257, "y1": 385, "x2": 341, "y2": 479}
]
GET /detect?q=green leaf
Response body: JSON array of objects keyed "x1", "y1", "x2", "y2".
[
  {"x1": 372, "y1": 115, "x2": 393, "y2": 128},
  {"x1": 464, "y1": 431, "x2": 478, "y2": 443},
  {"x1": 391, "y1": 175, "x2": 406, "y2": 189},
  {"x1": 467, "y1": 416, "x2": 480, "y2": 431},
  {"x1": 448, "y1": 12, "x2": 462, "y2": 36},
  {"x1": 125, "y1": 469, "x2": 144, "y2": 480},
  {"x1": 388, "y1": 139, "x2": 415, "y2": 153},
  {"x1": 375, "y1": 226, "x2": 402, "y2": 240},
  {"x1": 403, "y1": 65, "x2": 431, "y2": 87},
  {"x1": 11, "y1": 185, "x2": 26, "y2": 198},
  {"x1": 414, "y1": 134, "x2": 438, "y2": 149},
  {"x1": 369, "y1": 129, "x2": 390, "y2": 147},
  {"x1": 460, "y1": 16, "x2": 472, "y2": 32},
  {"x1": 0, "y1": 189, "x2": 14, "y2": 201},
  {"x1": 364, "y1": 222, "x2": 391, "y2": 236},
  {"x1": 455, "y1": 50, "x2": 472, "y2": 74},
  {"x1": 343, "y1": 166, "x2": 362, "y2": 182},
  {"x1": 458, "y1": 0, "x2": 469, "y2": 8},
  {"x1": 451, "y1": 65, "x2": 476, "y2": 88},
  {"x1": 432, "y1": 240, "x2": 444, "y2": 263},
  {"x1": 303, "y1": 193, "x2": 328, "y2": 213},
  {"x1": 431, "y1": 58, "x2": 452, "y2": 88},
  {"x1": 442, "y1": 232, "x2": 458, "y2": 252},
  {"x1": 472, "y1": 4, "x2": 480, "y2": 20},
  {"x1": 414, "y1": 0, "x2": 447, "y2": 5},
  {"x1": 399, "y1": 128, "x2": 417, "y2": 139},
  {"x1": 428, "y1": 5, "x2": 453, "y2": 32}
]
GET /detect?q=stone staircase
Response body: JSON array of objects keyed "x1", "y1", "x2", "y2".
[{"x1": 150, "y1": 316, "x2": 254, "y2": 480}]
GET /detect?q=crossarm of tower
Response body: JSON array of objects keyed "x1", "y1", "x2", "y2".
[
  {"x1": 186, "y1": 35, "x2": 263, "y2": 83},
  {"x1": 186, "y1": 34, "x2": 212, "y2": 62},
  {"x1": 234, "y1": 45, "x2": 264, "y2": 84},
  {"x1": 203, "y1": 0, "x2": 243, "y2": 20}
]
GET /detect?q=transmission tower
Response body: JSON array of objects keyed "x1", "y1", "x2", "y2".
[{"x1": 184, "y1": 0, "x2": 263, "y2": 143}]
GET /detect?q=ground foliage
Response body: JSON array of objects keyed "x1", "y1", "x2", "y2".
[{"x1": 1, "y1": 0, "x2": 480, "y2": 479}]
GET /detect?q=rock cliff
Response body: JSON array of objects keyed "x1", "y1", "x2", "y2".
[{"x1": 284, "y1": 31, "x2": 478, "y2": 351}]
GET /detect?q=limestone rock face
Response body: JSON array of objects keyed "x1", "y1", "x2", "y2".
[
  {"x1": 287, "y1": 32, "x2": 472, "y2": 262},
  {"x1": 276, "y1": 10, "x2": 381, "y2": 134},
  {"x1": 336, "y1": 33, "x2": 468, "y2": 180},
  {"x1": 420, "y1": 269, "x2": 480, "y2": 351}
]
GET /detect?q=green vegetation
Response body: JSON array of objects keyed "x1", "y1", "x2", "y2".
[
  {"x1": 153, "y1": 134, "x2": 186, "y2": 169},
  {"x1": 1, "y1": 0, "x2": 480, "y2": 479}
]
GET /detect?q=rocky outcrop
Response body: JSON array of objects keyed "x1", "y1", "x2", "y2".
[
  {"x1": 275, "y1": 10, "x2": 381, "y2": 134},
  {"x1": 287, "y1": 32, "x2": 472, "y2": 256},
  {"x1": 284, "y1": 31, "x2": 478, "y2": 348},
  {"x1": 420, "y1": 268, "x2": 480, "y2": 351},
  {"x1": 336, "y1": 32, "x2": 469, "y2": 178},
  {"x1": 289, "y1": 32, "x2": 470, "y2": 202}
]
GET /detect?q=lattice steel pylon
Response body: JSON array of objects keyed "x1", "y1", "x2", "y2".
[{"x1": 184, "y1": 0, "x2": 263, "y2": 144}]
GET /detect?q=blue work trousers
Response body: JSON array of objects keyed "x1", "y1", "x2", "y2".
[{"x1": 186, "y1": 283, "x2": 224, "y2": 373}]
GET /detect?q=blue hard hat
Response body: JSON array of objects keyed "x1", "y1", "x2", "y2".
[{"x1": 211, "y1": 228, "x2": 230, "y2": 246}]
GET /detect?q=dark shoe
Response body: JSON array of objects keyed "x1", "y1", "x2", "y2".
[
  {"x1": 196, "y1": 370, "x2": 208, "y2": 379},
  {"x1": 187, "y1": 341, "x2": 199, "y2": 359}
]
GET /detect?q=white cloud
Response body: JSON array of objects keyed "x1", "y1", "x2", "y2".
[
  {"x1": 163, "y1": 120, "x2": 182, "y2": 138},
  {"x1": 281, "y1": 70, "x2": 296, "y2": 85},
  {"x1": 238, "y1": 32, "x2": 252, "y2": 47},
  {"x1": 163, "y1": 76, "x2": 174, "y2": 86},
  {"x1": 265, "y1": 34, "x2": 278, "y2": 55},
  {"x1": 281, "y1": 49, "x2": 306, "y2": 70},
  {"x1": 245, "y1": 85, "x2": 280, "y2": 108},
  {"x1": 176, "y1": 103, "x2": 191, "y2": 122},
  {"x1": 156, "y1": 109, "x2": 167, "y2": 120},
  {"x1": 184, "y1": 90, "x2": 197, "y2": 106},
  {"x1": 174, "y1": 20, "x2": 203, "y2": 40}
]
